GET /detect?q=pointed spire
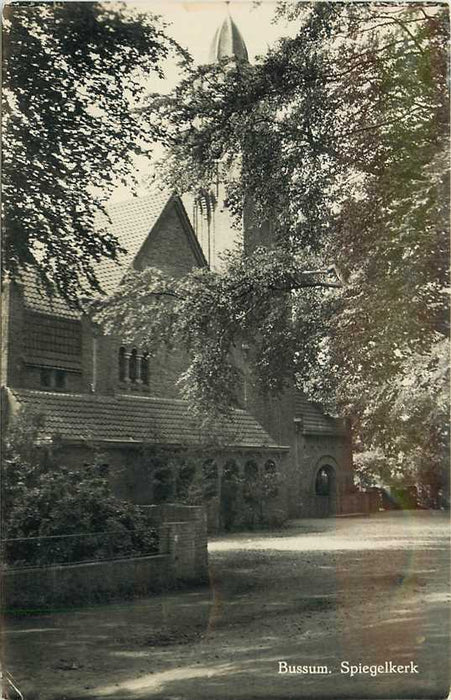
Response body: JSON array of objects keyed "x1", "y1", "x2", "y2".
[{"x1": 208, "y1": 5, "x2": 249, "y2": 64}]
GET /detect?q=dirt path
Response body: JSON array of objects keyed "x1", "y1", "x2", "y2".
[{"x1": 2, "y1": 511, "x2": 450, "y2": 700}]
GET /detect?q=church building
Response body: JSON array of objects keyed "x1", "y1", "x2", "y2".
[{"x1": 1, "y1": 13, "x2": 364, "y2": 531}]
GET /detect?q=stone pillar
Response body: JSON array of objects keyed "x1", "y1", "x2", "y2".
[
  {"x1": 123, "y1": 349, "x2": 131, "y2": 388},
  {"x1": 135, "y1": 353, "x2": 143, "y2": 386}
]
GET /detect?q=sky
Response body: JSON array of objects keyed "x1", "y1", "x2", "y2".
[
  {"x1": 110, "y1": 1, "x2": 297, "y2": 199},
  {"x1": 110, "y1": 1, "x2": 300, "y2": 263},
  {"x1": 133, "y1": 1, "x2": 291, "y2": 67}
]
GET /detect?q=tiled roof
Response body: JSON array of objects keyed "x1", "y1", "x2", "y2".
[
  {"x1": 20, "y1": 271, "x2": 81, "y2": 319},
  {"x1": 19, "y1": 187, "x2": 172, "y2": 317},
  {"x1": 94, "y1": 187, "x2": 171, "y2": 295},
  {"x1": 295, "y1": 392, "x2": 347, "y2": 436},
  {"x1": 8, "y1": 389, "x2": 282, "y2": 449}
]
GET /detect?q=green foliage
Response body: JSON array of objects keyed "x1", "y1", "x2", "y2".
[
  {"x1": 151, "y1": 4, "x2": 340, "y2": 249},
  {"x1": 291, "y1": 5, "x2": 450, "y2": 504},
  {"x1": 2, "y1": 411, "x2": 159, "y2": 567},
  {"x1": 241, "y1": 463, "x2": 282, "y2": 530},
  {"x1": 92, "y1": 3, "x2": 449, "y2": 505},
  {"x1": 149, "y1": 3, "x2": 449, "y2": 505},
  {"x1": 138, "y1": 445, "x2": 220, "y2": 506},
  {"x1": 2, "y1": 1, "x2": 181, "y2": 301},
  {"x1": 94, "y1": 248, "x2": 337, "y2": 414}
]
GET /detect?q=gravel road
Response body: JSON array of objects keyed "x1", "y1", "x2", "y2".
[{"x1": 2, "y1": 511, "x2": 450, "y2": 700}]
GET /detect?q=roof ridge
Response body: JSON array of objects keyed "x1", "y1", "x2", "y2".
[{"x1": 106, "y1": 188, "x2": 171, "y2": 213}]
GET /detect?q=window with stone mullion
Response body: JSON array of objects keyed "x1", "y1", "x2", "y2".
[{"x1": 118, "y1": 346, "x2": 150, "y2": 386}]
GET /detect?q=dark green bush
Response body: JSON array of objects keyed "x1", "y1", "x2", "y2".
[{"x1": 2, "y1": 411, "x2": 159, "y2": 567}]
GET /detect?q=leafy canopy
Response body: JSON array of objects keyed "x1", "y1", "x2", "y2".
[
  {"x1": 101, "y1": 3, "x2": 449, "y2": 502},
  {"x1": 2, "y1": 1, "x2": 182, "y2": 301},
  {"x1": 95, "y1": 248, "x2": 340, "y2": 413}
]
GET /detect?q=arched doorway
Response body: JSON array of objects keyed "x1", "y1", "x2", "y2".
[{"x1": 314, "y1": 464, "x2": 337, "y2": 517}]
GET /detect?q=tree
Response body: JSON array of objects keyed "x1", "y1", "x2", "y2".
[
  {"x1": 290, "y1": 4, "x2": 449, "y2": 505},
  {"x1": 96, "y1": 3, "x2": 449, "y2": 504},
  {"x1": 2, "y1": 410, "x2": 159, "y2": 567},
  {"x1": 94, "y1": 249, "x2": 340, "y2": 414},
  {"x1": 2, "y1": 1, "x2": 182, "y2": 302}
]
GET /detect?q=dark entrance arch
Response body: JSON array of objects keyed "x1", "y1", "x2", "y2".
[{"x1": 314, "y1": 464, "x2": 337, "y2": 517}]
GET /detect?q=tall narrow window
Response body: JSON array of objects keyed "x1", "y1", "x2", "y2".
[
  {"x1": 118, "y1": 347, "x2": 126, "y2": 382},
  {"x1": 176, "y1": 462, "x2": 196, "y2": 500},
  {"x1": 55, "y1": 369, "x2": 66, "y2": 389},
  {"x1": 264, "y1": 459, "x2": 277, "y2": 476},
  {"x1": 221, "y1": 460, "x2": 239, "y2": 531},
  {"x1": 129, "y1": 349, "x2": 138, "y2": 383},
  {"x1": 264, "y1": 459, "x2": 278, "y2": 498},
  {"x1": 40, "y1": 368, "x2": 52, "y2": 388},
  {"x1": 141, "y1": 352, "x2": 149, "y2": 385}
]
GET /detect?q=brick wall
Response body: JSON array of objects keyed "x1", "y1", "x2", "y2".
[
  {"x1": 2, "y1": 504, "x2": 209, "y2": 609},
  {"x1": 101, "y1": 198, "x2": 205, "y2": 397},
  {"x1": 2, "y1": 555, "x2": 172, "y2": 610},
  {"x1": 135, "y1": 201, "x2": 205, "y2": 280},
  {"x1": 1, "y1": 281, "x2": 25, "y2": 387},
  {"x1": 146, "y1": 346, "x2": 188, "y2": 399},
  {"x1": 338, "y1": 491, "x2": 380, "y2": 515},
  {"x1": 50, "y1": 442, "x2": 291, "y2": 533},
  {"x1": 23, "y1": 366, "x2": 84, "y2": 393}
]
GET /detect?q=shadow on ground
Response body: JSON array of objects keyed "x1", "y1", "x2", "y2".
[{"x1": 2, "y1": 511, "x2": 450, "y2": 700}]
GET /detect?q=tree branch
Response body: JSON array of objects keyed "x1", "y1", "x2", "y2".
[
  {"x1": 371, "y1": 13, "x2": 427, "y2": 54},
  {"x1": 145, "y1": 289, "x2": 187, "y2": 300}
]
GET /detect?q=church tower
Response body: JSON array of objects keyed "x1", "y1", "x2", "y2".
[
  {"x1": 188, "y1": 8, "x2": 250, "y2": 269},
  {"x1": 195, "y1": 9, "x2": 355, "y2": 519},
  {"x1": 208, "y1": 9, "x2": 249, "y2": 63},
  {"x1": 190, "y1": 7, "x2": 271, "y2": 267}
]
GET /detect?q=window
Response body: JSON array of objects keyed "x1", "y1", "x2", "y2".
[
  {"x1": 176, "y1": 462, "x2": 196, "y2": 500},
  {"x1": 118, "y1": 347, "x2": 126, "y2": 382},
  {"x1": 55, "y1": 369, "x2": 66, "y2": 389},
  {"x1": 40, "y1": 367, "x2": 67, "y2": 390},
  {"x1": 263, "y1": 460, "x2": 278, "y2": 497},
  {"x1": 118, "y1": 346, "x2": 150, "y2": 386},
  {"x1": 129, "y1": 349, "x2": 138, "y2": 383},
  {"x1": 243, "y1": 460, "x2": 259, "y2": 503},
  {"x1": 220, "y1": 460, "x2": 239, "y2": 531},
  {"x1": 244, "y1": 460, "x2": 259, "y2": 480},
  {"x1": 223, "y1": 459, "x2": 239, "y2": 482},
  {"x1": 153, "y1": 467, "x2": 173, "y2": 503},
  {"x1": 141, "y1": 352, "x2": 149, "y2": 386},
  {"x1": 264, "y1": 459, "x2": 277, "y2": 476},
  {"x1": 40, "y1": 368, "x2": 52, "y2": 387}
]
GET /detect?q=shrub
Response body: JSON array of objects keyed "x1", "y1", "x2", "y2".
[{"x1": 2, "y1": 411, "x2": 159, "y2": 567}]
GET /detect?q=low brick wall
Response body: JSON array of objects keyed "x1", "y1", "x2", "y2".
[
  {"x1": 338, "y1": 491, "x2": 380, "y2": 515},
  {"x1": 2, "y1": 504, "x2": 209, "y2": 610},
  {"x1": 2, "y1": 554, "x2": 171, "y2": 610}
]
